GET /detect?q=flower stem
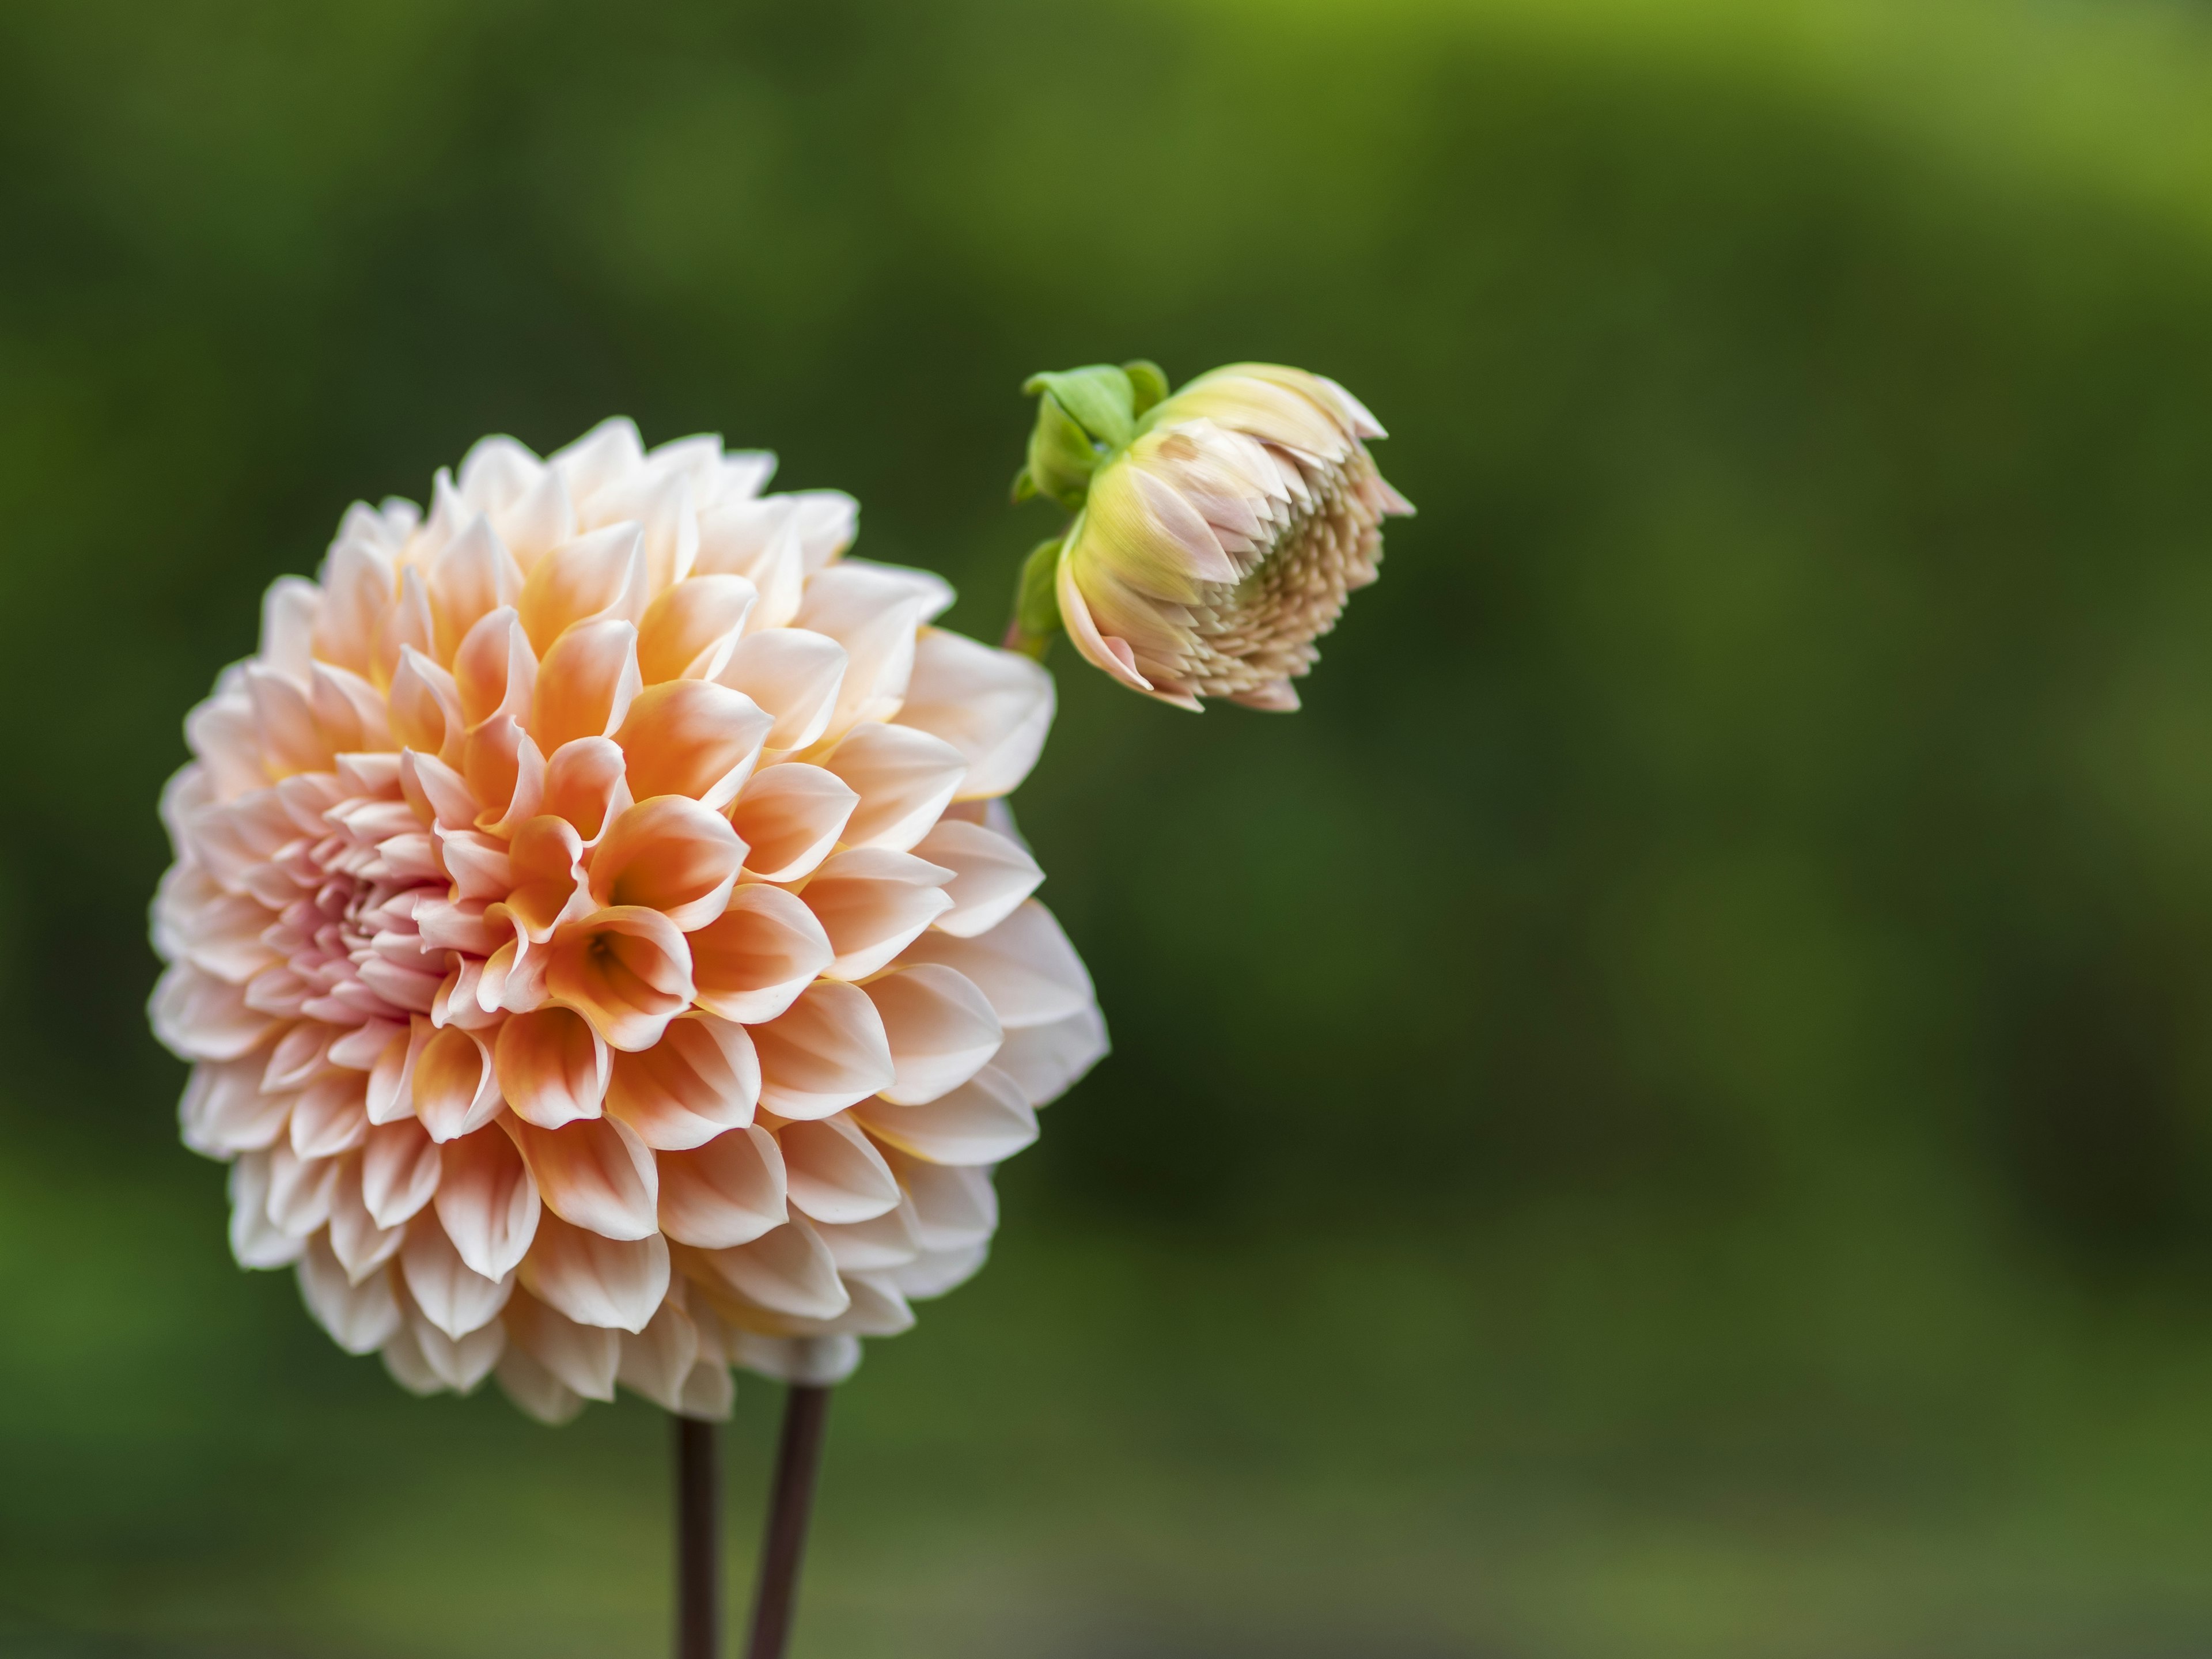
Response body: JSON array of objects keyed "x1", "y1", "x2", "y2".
[
  {"x1": 743, "y1": 1384, "x2": 834, "y2": 1659},
  {"x1": 673, "y1": 1414, "x2": 722, "y2": 1659}
]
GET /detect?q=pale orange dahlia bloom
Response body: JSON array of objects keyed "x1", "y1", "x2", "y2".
[{"x1": 150, "y1": 419, "x2": 1106, "y2": 1422}]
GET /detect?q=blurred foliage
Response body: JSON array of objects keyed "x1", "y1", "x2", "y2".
[{"x1": 10, "y1": 0, "x2": 2212, "y2": 1653}]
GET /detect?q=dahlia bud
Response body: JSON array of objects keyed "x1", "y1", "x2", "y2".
[{"x1": 1010, "y1": 362, "x2": 1412, "y2": 711}]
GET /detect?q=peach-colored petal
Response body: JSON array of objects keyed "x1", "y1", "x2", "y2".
[
  {"x1": 687, "y1": 885, "x2": 832, "y2": 1025},
  {"x1": 495, "y1": 1343, "x2": 586, "y2": 1424},
  {"x1": 884, "y1": 1150, "x2": 998, "y2": 1252},
  {"x1": 1055, "y1": 552, "x2": 1159, "y2": 696},
  {"x1": 179, "y1": 1056, "x2": 291, "y2": 1156},
  {"x1": 412, "y1": 1025, "x2": 501, "y2": 1143},
  {"x1": 541, "y1": 736, "x2": 631, "y2": 844},
  {"x1": 810, "y1": 1200, "x2": 922, "y2": 1274},
  {"x1": 715, "y1": 627, "x2": 846, "y2": 753},
  {"x1": 531, "y1": 618, "x2": 642, "y2": 753},
  {"x1": 504, "y1": 1111, "x2": 660, "y2": 1241},
  {"x1": 266, "y1": 1140, "x2": 338, "y2": 1237},
  {"x1": 398, "y1": 747, "x2": 478, "y2": 832},
  {"x1": 637, "y1": 573, "x2": 756, "y2": 683},
  {"x1": 308, "y1": 661, "x2": 392, "y2": 752},
  {"x1": 780, "y1": 1115, "x2": 900, "y2": 1225},
  {"x1": 518, "y1": 1211, "x2": 669, "y2": 1332},
  {"x1": 616, "y1": 1297, "x2": 703, "y2": 1412},
  {"x1": 388, "y1": 646, "x2": 467, "y2": 766},
  {"x1": 800, "y1": 847, "x2": 955, "y2": 981},
  {"x1": 430, "y1": 517, "x2": 525, "y2": 666},
  {"x1": 988, "y1": 1002, "x2": 1110, "y2": 1107},
  {"x1": 853, "y1": 1065, "x2": 1037, "y2": 1165},
  {"x1": 464, "y1": 715, "x2": 546, "y2": 834},
  {"x1": 605, "y1": 1012, "x2": 760, "y2": 1150},
  {"x1": 245, "y1": 664, "x2": 334, "y2": 778},
  {"x1": 503, "y1": 1286, "x2": 620, "y2": 1402},
  {"x1": 362, "y1": 1117, "x2": 441, "y2": 1229},
  {"x1": 751, "y1": 981, "x2": 895, "y2": 1120},
  {"x1": 494, "y1": 1005, "x2": 608, "y2": 1129},
  {"x1": 888, "y1": 1243, "x2": 988, "y2": 1300},
  {"x1": 587, "y1": 797, "x2": 746, "y2": 930},
  {"x1": 793, "y1": 564, "x2": 927, "y2": 737},
  {"x1": 434, "y1": 1123, "x2": 541, "y2": 1281},
  {"x1": 614, "y1": 680, "x2": 772, "y2": 810},
  {"x1": 298, "y1": 1236, "x2": 402, "y2": 1355},
  {"x1": 367, "y1": 1019, "x2": 429, "y2": 1126},
  {"x1": 656, "y1": 1125, "x2": 786, "y2": 1248},
  {"x1": 518, "y1": 522, "x2": 647, "y2": 657},
  {"x1": 290, "y1": 1070, "x2": 369, "y2": 1160},
  {"x1": 728, "y1": 763, "x2": 855, "y2": 883},
  {"x1": 155, "y1": 865, "x2": 279, "y2": 984},
  {"x1": 897, "y1": 900, "x2": 1093, "y2": 1029},
  {"x1": 453, "y1": 606, "x2": 537, "y2": 734},
  {"x1": 327, "y1": 1155, "x2": 407, "y2": 1283},
  {"x1": 547, "y1": 906, "x2": 695, "y2": 1052},
  {"x1": 695, "y1": 1215, "x2": 849, "y2": 1322},
  {"x1": 820, "y1": 722, "x2": 967, "y2": 853},
  {"x1": 895, "y1": 627, "x2": 1055, "y2": 800},
  {"x1": 402, "y1": 1210, "x2": 514, "y2": 1339},
  {"x1": 909, "y1": 819, "x2": 1043, "y2": 939},
  {"x1": 228, "y1": 1152, "x2": 304, "y2": 1268},
  {"x1": 864, "y1": 964, "x2": 1002, "y2": 1106},
  {"x1": 503, "y1": 813, "x2": 589, "y2": 941},
  {"x1": 398, "y1": 1300, "x2": 505, "y2": 1392},
  {"x1": 150, "y1": 962, "x2": 272, "y2": 1062}
]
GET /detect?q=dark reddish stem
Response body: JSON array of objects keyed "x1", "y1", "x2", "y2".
[
  {"x1": 674, "y1": 1414, "x2": 722, "y2": 1659},
  {"x1": 743, "y1": 1384, "x2": 834, "y2": 1659}
]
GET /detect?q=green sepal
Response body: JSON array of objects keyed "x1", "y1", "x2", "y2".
[
  {"x1": 1122, "y1": 359, "x2": 1169, "y2": 416},
  {"x1": 1005, "y1": 536, "x2": 1066, "y2": 661},
  {"x1": 1022, "y1": 388, "x2": 1104, "y2": 509}
]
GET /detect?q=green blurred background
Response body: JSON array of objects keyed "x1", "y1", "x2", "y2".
[{"x1": 9, "y1": 0, "x2": 2212, "y2": 1652}]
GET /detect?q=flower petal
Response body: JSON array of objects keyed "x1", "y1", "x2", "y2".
[
  {"x1": 531, "y1": 618, "x2": 642, "y2": 753},
  {"x1": 896, "y1": 900, "x2": 1093, "y2": 1029},
  {"x1": 495, "y1": 1005, "x2": 609, "y2": 1128},
  {"x1": 715, "y1": 628, "x2": 847, "y2": 753},
  {"x1": 518, "y1": 522, "x2": 647, "y2": 657},
  {"x1": 541, "y1": 737, "x2": 632, "y2": 843},
  {"x1": 800, "y1": 847, "x2": 954, "y2": 981},
  {"x1": 909, "y1": 819, "x2": 1043, "y2": 940},
  {"x1": 547, "y1": 906, "x2": 695, "y2": 1052},
  {"x1": 779, "y1": 1115, "x2": 901, "y2": 1225},
  {"x1": 656, "y1": 1124, "x2": 786, "y2": 1248},
  {"x1": 402, "y1": 1210, "x2": 515, "y2": 1339},
  {"x1": 505, "y1": 1111, "x2": 660, "y2": 1241},
  {"x1": 638, "y1": 573, "x2": 756, "y2": 684},
  {"x1": 695, "y1": 1214, "x2": 849, "y2": 1321},
  {"x1": 863, "y1": 964, "x2": 1002, "y2": 1106},
  {"x1": 434, "y1": 1124, "x2": 541, "y2": 1281},
  {"x1": 687, "y1": 885, "x2": 832, "y2": 1025},
  {"x1": 895, "y1": 627, "x2": 1055, "y2": 800},
  {"x1": 362, "y1": 1116, "x2": 441, "y2": 1229},
  {"x1": 412, "y1": 1025, "x2": 501, "y2": 1142},
  {"x1": 820, "y1": 723, "x2": 967, "y2": 853},
  {"x1": 852, "y1": 1065, "x2": 1037, "y2": 1166},
  {"x1": 751, "y1": 981, "x2": 895, "y2": 1120},
  {"x1": 298, "y1": 1236, "x2": 402, "y2": 1355},
  {"x1": 605, "y1": 1012, "x2": 760, "y2": 1150},
  {"x1": 729, "y1": 763, "x2": 855, "y2": 883},
  {"x1": 503, "y1": 1286, "x2": 620, "y2": 1401},
  {"x1": 615, "y1": 680, "x2": 772, "y2": 810},
  {"x1": 518, "y1": 1212, "x2": 669, "y2": 1332}
]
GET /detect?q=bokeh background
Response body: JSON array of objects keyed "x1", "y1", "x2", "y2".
[{"x1": 9, "y1": 0, "x2": 2212, "y2": 1653}]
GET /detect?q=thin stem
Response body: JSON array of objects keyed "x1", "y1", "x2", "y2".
[
  {"x1": 673, "y1": 1414, "x2": 721, "y2": 1659},
  {"x1": 742, "y1": 1384, "x2": 834, "y2": 1659}
]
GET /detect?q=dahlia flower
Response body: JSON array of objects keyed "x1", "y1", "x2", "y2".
[
  {"x1": 1012, "y1": 361, "x2": 1412, "y2": 712},
  {"x1": 150, "y1": 418, "x2": 1107, "y2": 1423}
]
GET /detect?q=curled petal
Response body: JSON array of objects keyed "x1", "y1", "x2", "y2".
[
  {"x1": 463, "y1": 715, "x2": 546, "y2": 834},
  {"x1": 715, "y1": 628, "x2": 846, "y2": 753},
  {"x1": 588, "y1": 797, "x2": 746, "y2": 930},
  {"x1": 541, "y1": 737, "x2": 631, "y2": 843},
  {"x1": 495, "y1": 1006, "x2": 608, "y2": 1129},
  {"x1": 638, "y1": 573, "x2": 756, "y2": 683},
  {"x1": 400, "y1": 748, "x2": 479, "y2": 832},
  {"x1": 729, "y1": 763, "x2": 856, "y2": 883},
  {"x1": 388, "y1": 647, "x2": 466, "y2": 766},
  {"x1": 687, "y1": 885, "x2": 832, "y2": 1025},
  {"x1": 657, "y1": 1125, "x2": 786, "y2": 1248},
  {"x1": 362, "y1": 1116, "x2": 442, "y2": 1229},
  {"x1": 606, "y1": 1011, "x2": 760, "y2": 1151},
  {"x1": 228, "y1": 1152, "x2": 304, "y2": 1268},
  {"x1": 495, "y1": 1342, "x2": 585, "y2": 1425},
  {"x1": 150, "y1": 963, "x2": 272, "y2": 1062},
  {"x1": 503, "y1": 1287, "x2": 620, "y2": 1402},
  {"x1": 518, "y1": 1211, "x2": 669, "y2": 1332},
  {"x1": 412, "y1": 1025, "x2": 501, "y2": 1142},
  {"x1": 896, "y1": 627, "x2": 1055, "y2": 800},
  {"x1": 793, "y1": 565, "x2": 927, "y2": 737},
  {"x1": 617, "y1": 1298, "x2": 704, "y2": 1412},
  {"x1": 290, "y1": 1070, "x2": 369, "y2": 1160},
  {"x1": 504, "y1": 1111, "x2": 660, "y2": 1241},
  {"x1": 429, "y1": 516, "x2": 525, "y2": 665},
  {"x1": 810, "y1": 1200, "x2": 922, "y2": 1274},
  {"x1": 519, "y1": 522, "x2": 647, "y2": 657},
  {"x1": 400, "y1": 1300, "x2": 506, "y2": 1392},
  {"x1": 909, "y1": 819, "x2": 1044, "y2": 940},
  {"x1": 864, "y1": 964, "x2": 1003, "y2": 1105},
  {"x1": 547, "y1": 907, "x2": 695, "y2": 1052},
  {"x1": 989, "y1": 1002, "x2": 1109, "y2": 1107},
  {"x1": 821, "y1": 723, "x2": 967, "y2": 853},
  {"x1": 531, "y1": 619, "x2": 642, "y2": 753},
  {"x1": 885, "y1": 1150, "x2": 999, "y2": 1252},
  {"x1": 897, "y1": 900, "x2": 1094, "y2": 1029},
  {"x1": 505, "y1": 815, "x2": 589, "y2": 940},
  {"x1": 266, "y1": 1141, "x2": 338, "y2": 1236},
  {"x1": 695, "y1": 1214, "x2": 848, "y2": 1321},
  {"x1": 780, "y1": 1115, "x2": 901, "y2": 1225},
  {"x1": 751, "y1": 981, "x2": 895, "y2": 1121},
  {"x1": 179, "y1": 1056, "x2": 291, "y2": 1156},
  {"x1": 434, "y1": 1124, "x2": 541, "y2": 1281},
  {"x1": 853, "y1": 1065, "x2": 1038, "y2": 1166},
  {"x1": 800, "y1": 847, "x2": 955, "y2": 981},
  {"x1": 298, "y1": 1237, "x2": 402, "y2": 1355},
  {"x1": 402, "y1": 1210, "x2": 514, "y2": 1339},
  {"x1": 615, "y1": 680, "x2": 772, "y2": 810}
]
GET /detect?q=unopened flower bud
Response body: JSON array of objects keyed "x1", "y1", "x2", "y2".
[{"x1": 1016, "y1": 361, "x2": 1412, "y2": 711}]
